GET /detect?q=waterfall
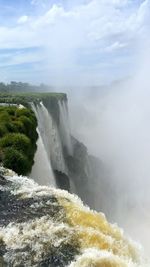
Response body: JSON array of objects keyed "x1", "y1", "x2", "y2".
[
  {"x1": 31, "y1": 102, "x2": 67, "y2": 178},
  {"x1": 58, "y1": 100, "x2": 73, "y2": 155},
  {"x1": 30, "y1": 129, "x2": 55, "y2": 186}
]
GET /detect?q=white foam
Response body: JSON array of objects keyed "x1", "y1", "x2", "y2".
[
  {"x1": 68, "y1": 248, "x2": 147, "y2": 267},
  {"x1": 0, "y1": 172, "x2": 148, "y2": 267}
]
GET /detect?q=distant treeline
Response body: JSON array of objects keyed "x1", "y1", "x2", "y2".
[{"x1": 0, "y1": 82, "x2": 53, "y2": 93}]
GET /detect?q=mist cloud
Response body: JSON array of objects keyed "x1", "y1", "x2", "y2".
[{"x1": 68, "y1": 38, "x2": 150, "y2": 256}]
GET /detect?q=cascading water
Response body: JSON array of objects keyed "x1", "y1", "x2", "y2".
[
  {"x1": 58, "y1": 100, "x2": 73, "y2": 155},
  {"x1": 31, "y1": 99, "x2": 94, "y2": 194},
  {"x1": 30, "y1": 129, "x2": 55, "y2": 186},
  {"x1": 31, "y1": 102, "x2": 67, "y2": 178}
]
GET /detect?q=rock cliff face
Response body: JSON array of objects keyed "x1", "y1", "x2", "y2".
[
  {"x1": 0, "y1": 167, "x2": 146, "y2": 267},
  {"x1": 64, "y1": 137, "x2": 92, "y2": 205},
  {"x1": 0, "y1": 92, "x2": 93, "y2": 202},
  {"x1": 30, "y1": 95, "x2": 95, "y2": 204}
]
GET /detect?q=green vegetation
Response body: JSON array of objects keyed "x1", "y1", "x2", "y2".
[
  {"x1": 0, "y1": 82, "x2": 67, "y2": 173},
  {"x1": 3, "y1": 148, "x2": 30, "y2": 175},
  {"x1": 0, "y1": 106, "x2": 38, "y2": 175},
  {"x1": 0, "y1": 92, "x2": 66, "y2": 107},
  {"x1": 0, "y1": 81, "x2": 67, "y2": 125},
  {"x1": 0, "y1": 81, "x2": 66, "y2": 105},
  {"x1": 0, "y1": 93, "x2": 66, "y2": 126}
]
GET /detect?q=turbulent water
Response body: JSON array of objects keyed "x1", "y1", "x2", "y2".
[{"x1": 0, "y1": 168, "x2": 148, "y2": 267}]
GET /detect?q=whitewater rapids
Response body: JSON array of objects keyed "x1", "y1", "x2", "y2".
[{"x1": 0, "y1": 168, "x2": 149, "y2": 267}]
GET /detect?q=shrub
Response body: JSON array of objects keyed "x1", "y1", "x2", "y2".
[
  {"x1": 0, "y1": 105, "x2": 38, "y2": 175},
  {"x1": 0, "y1": 124, "x2": 7, "y2": 137},
  {"x1": 3, "y1": 147, "x2": 30, "y2": 175},
  {"x1": 0, "y1": 112, "x2": 10, "y2": 123},
  {"x1": 18, "y1": 115, "x2": 37, "y2": 141},
  {"x1": 5, "y1": 122, "x2": 17, "y2": 133},
  {"x1": 0, "y1": 133, "x2": 31, "y2": 156},
  {"x1": 16, "y1": 108, "x2": 32, "y2": 117},
  {"x1": 5, "y1": 107, "x2": 16, "y2": 116},
  {"x1": 18, "y1": 114, "x2": 32, "y2": 124},
  {"x1": 12, "y1": 120, "x2": 25, "y2": 133},
  {"x1": 16, "y1": 108, "x2": 37, "y2": 125},
  {"x1": 0, "y1": 148, "x2": 4, "y2": 161}
]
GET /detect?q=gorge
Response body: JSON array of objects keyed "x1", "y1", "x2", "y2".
[
  {"x1": 0, "y1": 92, "x2": 103, "y2": 210},
  {"x1": 0, "y1": 91, "x2": 149, "y2": 266}
]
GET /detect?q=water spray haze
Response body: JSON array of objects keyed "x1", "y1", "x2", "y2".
[{"x1": 68, "y1": 40, "x2": 150, "y2": 256}]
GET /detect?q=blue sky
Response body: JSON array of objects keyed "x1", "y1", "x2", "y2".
[{"x1": 0, "y1": 0, "x2": 149, "y2": 86}]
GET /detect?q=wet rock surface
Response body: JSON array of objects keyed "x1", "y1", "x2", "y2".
[
  {"x1": 39, "y1": 243, "x2": 79, "y2": 267},
  {"x1": 0, "y1": 240, "x2": 6, "y2": 257},
  {"x1": 54, "y1": 170, "x2": 70, "y2": 191},
  {"x1": 0, "y1": 174, "x2": 11, "y2": 187}
]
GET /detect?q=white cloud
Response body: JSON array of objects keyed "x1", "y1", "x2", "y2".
[
  {"x1": 0, "y1": 49, "x2": 44, "y2": 68},
  {"x1": 0, "y1": 0, "x2": 149, "y2": 84},
  {"x1": 31, "y1": 0, "x2": 43, "y2": 5},
  {"x1": 105, "y1": 42, "x2": 127, "y2": 52},
  {"x1": 17, "y1": 15, "x2": 29, "y2": 24},
  {"x1": 31, "y1": 0, "x2": 38, "y2": 4},
  {"x1": 1, "y1": 1, "x2": 148, "y2": 47}
]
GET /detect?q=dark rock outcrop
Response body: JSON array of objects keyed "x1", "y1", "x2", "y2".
[{"x1": 54, "y1": 170, "x2": 70, "y2": 191}]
